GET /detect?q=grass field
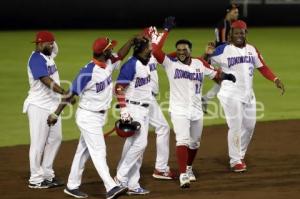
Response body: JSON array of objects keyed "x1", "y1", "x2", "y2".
[{"x1": 0, "y1": 28, "x2": 299, "y2": 147}]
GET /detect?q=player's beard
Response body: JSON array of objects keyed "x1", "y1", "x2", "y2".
[
  {"x1": 136, "y1": 52, "x2": 151, "y2": 65},
  {"x1": 42, "y1": 48, "x2": 52, "y2": 56}
]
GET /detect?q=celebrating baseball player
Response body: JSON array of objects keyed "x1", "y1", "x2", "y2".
[
  {"x1": 142, "y1": 27, "x2": 176, "y2": 180},
  {"x1": 202, "y1": 4, "x2": 240, "y2": 113},
  {"x1": 47, "y1": 36, "x2": 138, "y2": 199},
  {"x1": 152, "y1": 17, "x2": 237, "y2": 188},
  {"x1": 205, "y1": 20, "x2": 285, "y2": 172},
  {"x1": 114, "y1": 37, "x2": 155, "y2": 195},
  {"x1": 23, "y1": 31, "x2": 66, "y2": 189}
]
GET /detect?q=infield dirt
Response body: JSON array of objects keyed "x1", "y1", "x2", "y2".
[{"x1": 1, "y1": 120, "x2": 299, "y2": 199}]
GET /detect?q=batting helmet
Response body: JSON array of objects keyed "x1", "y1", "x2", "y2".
[{"x1": 115, "y1": 119, "x2": 141, "y2": 138}]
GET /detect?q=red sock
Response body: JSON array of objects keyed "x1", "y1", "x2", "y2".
[
  {"x1": 176, "y1": 145, "x2": 188, "y2": 174},
  {"x1": 187, "y1": 148, "x2": 198, "y2": 166}
]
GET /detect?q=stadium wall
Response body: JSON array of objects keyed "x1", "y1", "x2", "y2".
[{"x1": 1, "y1": 0, "x2": 300, "y2": 29}]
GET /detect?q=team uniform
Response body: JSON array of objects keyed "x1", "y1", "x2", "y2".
[
  {"x1": 148, "y1": 57, "x2": 172, "y2": 177},
  {"x1": 211, "y1": 43, "x2": 270, "y2": 168},
  {"x1": 65, "y1": 56, "x2": 122, "y2": 196},
  {"x1": 23, "y1": 47, "x2": 62, "y2": 187},
  {"x1": 152, "y1": 34, "x2": 218, "y2": 187},
  {"x1": 115, "y1": 56, "x2": 152, "y2": 194}
]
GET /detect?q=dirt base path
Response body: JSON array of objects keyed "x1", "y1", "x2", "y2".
[{"x1": 1, "y1": 120, "x2": 299, "y2": 199}]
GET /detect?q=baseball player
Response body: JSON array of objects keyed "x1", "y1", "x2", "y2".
[
  {"x1": 114, "y1": 38, "x2": 154, "y2": 195},
  {"x1": 47, "y1": 36, "x2": 137, "y2": 199},
  {"x1": 207, "y1": 20, "x2": 285, "y2": 172},
  {"x1": 202, "y1": 4, "x2": 239, "y2": 113},
  {"x1": 143, "y1": 27, "x2": 176, "y2": 180},
  {"x1": 151, "y1": 17, "x2": 236, "y2": 188},
  {"x1": 23, "y1": 31, "x2": 66, "y2": 189}
]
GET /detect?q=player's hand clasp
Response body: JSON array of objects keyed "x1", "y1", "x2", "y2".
[{"x1": 47, "y1": 113, "x2": 58, "y2": 126}]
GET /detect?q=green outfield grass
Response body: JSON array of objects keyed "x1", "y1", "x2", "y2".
[{"x1": 0, "y1": 28, "x2": 299, "y2": 147}]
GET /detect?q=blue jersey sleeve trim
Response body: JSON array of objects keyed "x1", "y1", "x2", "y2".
[
  {"x1": 117, "y1": 57, "x2": 137, "y2": 84},
  {"x1": 166, "y1": 55, "x2": 177, "y2": 62},
  {"x1": 212, "y1": 44, "x2": 227, "y2": 57},
  {"x1": 29, "y1": 52, "x2": 48, "y2": 80},
  {"x1": 71, "y1": 62, "x2": 94, "y2": 95}
]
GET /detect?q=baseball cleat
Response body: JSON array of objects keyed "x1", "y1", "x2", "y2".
[
  {"x1": 186, "y1": 166, "x2": 196, "y2": 182},
  {"x1": 179, "y1": 173, "x2": 190, "y2": 188},
  {"x1": 241, "y1": 159, "x2": 247, "y2": 169},
  {"x1": 231, "y1": 163, "x2": 247, "y2": 173},
  {"x1": 152, "y1": 168, "x2": 177, "y2": 180},
  {"x1": 113, "y1": 176, "x2": 128, "y2": 188},
  {"x1": 28, "y1": 180, "x2": 53, "y2": 189},
  {"x1": 106, "y1": 186, "x2": 128, "y2": 199},
  {"x1": 127, "y1": 187, "x2": 150, "y2": 195},
  {"x1": 45, "y1": 177, "x2": 64, "y2": 188},
  {"x1": 64, "y1": 187, "x2": 88, "y2": 198}
]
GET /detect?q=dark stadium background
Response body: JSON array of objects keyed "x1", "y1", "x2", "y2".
[{"x1": 1, "y1": 0, "x2": 300, "y2": 29}]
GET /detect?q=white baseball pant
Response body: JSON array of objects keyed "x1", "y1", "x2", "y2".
[
  {"x1": 116, "y1": 104, "x2": 149, "y2": 190},
  {"x1": 27, "y1": 104, "x2": 62, "y2": 184},
  {"x1": 149, "y1": 95, "x2": 170, "y2": 172},
  {"x1": 202, "y1": 83, "x2": 221, "y2": 102},
  {"x1": 170, "y1": 114, "x2": 203, "y2": 149},
  {"x1": 218, "y1": 95, "x2": 256, "y2": 166},
  {"x1": 66, "y1": 108, "x2": 117, "y2": 192}
]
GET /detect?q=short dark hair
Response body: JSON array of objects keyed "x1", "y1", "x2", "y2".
[
  {"x1": 175, "y1": 39, "x2": 192, "y2": 49},
  {"x1": 133, "y1": 37, "x2": 149, "y2": 56}
]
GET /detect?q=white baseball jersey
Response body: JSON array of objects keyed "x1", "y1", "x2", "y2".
[
  {"x1": 149, "y1": 56, "x2": 159, "y2": 95},
  {"x1": 117, "y1": 56, "x2": 152, "y2": 104},
  {"x1": 161, "y1": 56, "x2": 217, "y2": 118},
  {"x1": 23, "y1": 51, "x2": 60, "y2": 113},
  {"x1": 71, "y1": 57, "x2": 120, "y2": 112},
  {"x1": 211, "y1": 43, "x2": 264, "y2": 103}
]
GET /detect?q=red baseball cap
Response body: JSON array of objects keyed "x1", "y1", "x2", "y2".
[
  {"x1": 231, "y1": 20, "x2": 247, "y2": 30},
  {"x1": 33, "y1": 31, "x2": 55, "y2": 43},
  {"x1": 93, "y1": 37, "x2": 117, "y2": 54}
]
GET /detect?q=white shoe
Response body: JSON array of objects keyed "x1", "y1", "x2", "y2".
[
  {"x1": 186, "y1": 166, "x2": 196, "y2": 181},
  {"x1": 179, "y1": 173, "x2": 190, "y2": 188}
]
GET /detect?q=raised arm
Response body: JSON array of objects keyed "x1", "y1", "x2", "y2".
[
  {"x1": 152, "y1": 16, "x2": 176, "y2": 64},
  {"x1": 152, "y1": 31, "x2": 169, "y2": 64},
  {"x1": 115, "y1": 36, "x2": 135, "y2": 60}
]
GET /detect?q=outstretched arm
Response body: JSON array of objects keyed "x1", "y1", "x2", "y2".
[
  {"x1": 198, "y1": 57, "x2": 236, "y2": 84},
  {"x1": 40, "y1": 76, "x2": 67, "y2": 95},
  {"x1": 47, "y1": 91, "x2": 76, "y2": 126}
]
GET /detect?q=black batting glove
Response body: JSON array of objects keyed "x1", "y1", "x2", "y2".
[{"x1": 163, "y1": 16, "x2": 176, "y2": 31}]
